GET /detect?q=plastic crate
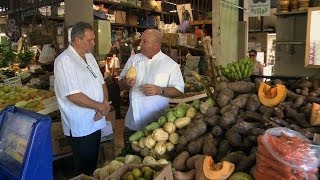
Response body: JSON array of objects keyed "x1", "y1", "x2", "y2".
[{"x1": 3, "y1": 76, "x2": 22, "y2": 86}]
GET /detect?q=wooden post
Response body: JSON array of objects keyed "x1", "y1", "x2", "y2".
[{"x1": 212, "y1": 0, "x2": 220, "y2": 63}]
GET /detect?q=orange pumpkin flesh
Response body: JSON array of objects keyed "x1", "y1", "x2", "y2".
[
  {"x1": 203, "y1": 156, "x2": 235, "y2": 180},
  {"x1": 258, "y1": 82, "x2": 287, "y2": 107}
]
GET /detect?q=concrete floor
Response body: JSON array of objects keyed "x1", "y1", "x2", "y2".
[{"x1": 53, "y1": 117, "x2": 125, "y2": 180}]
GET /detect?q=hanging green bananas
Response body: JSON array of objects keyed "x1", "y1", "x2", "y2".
[{"x1": 218, "y1": 57, "x2": 254, "y2": 81}]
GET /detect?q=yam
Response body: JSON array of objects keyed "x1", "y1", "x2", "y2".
[
  {"x1": 297, "y1": 78, "x2": 313, "y2": 88},
  {"x1": 187, "y1": 136, "x2": 205, "y2": 155},
  {"x1": 225, "y1": 128, "x2": 242, "y2": 147},
  {"x1": 269, "y1": 117, "x2": 288, "y2": 126},
  {"x1": 217, "y1": 140, "x2": 230, "y2": 161},
  {"x1": 233, "y1": 121, "x2": 260, "y2": 134},
  {"x1": 220, "y1": 104, "x2": 239, "y2": 115},
  {"x1": 249, "y1": 128, "x2": 265, "y2": 136},
  {"x1": 186, "y1": 154, "x2": 205, "y2": 170},
  {"x1": 173, "y1": 169, "x2": 196, "y2": 180},
  {"x1": 231, "y1": 94, "x2": 249, "y2": 109},
  {"x1": 236, "y1": 153, "x2": 256, "y2": 172},
  {"x1": 274, "y1": 107, "x2": 284, "y2": 119},
  {"x1": 215, "y1": 82, "x2": 228, "y2": 92},
  {"x1": 204, "y1": 115, "x2": 220, "y2": 126},
  {"x1": 220, "y1": 111, "x2": 237, "y2": 129},
  {"x1": 202, "y1": 134, "x2": 217, "y2": 157},
  {"x1": 194, "y1": 157, "x2": 207, "y2": 180},
  {"x1": 228, "y1": 81, "x2": 255, "y2": 93},
  {"x1": 259, "y1": 105, "x2": 274, "y2": 117},
  {"x1": 180, "y1": 121, "x2": 207, "y2": 144},
  {"x1": 246, "y1": 94, "x2": 260, "y2": 112},
  {"x1": 222, "y1": 151, "x2": 247, "y2": 165},
  {"x1": 285, "y1": 105, "x2": 310, "y2": 127},
  {"x1": 173, "y1": 151, "x2": 190, "y2": 171},
  {"x1": 247, "y1": 135, "x2": 257, "y2": 143},
  {"x1": 217, "y1": 88, "x2": 234, "y2": 107},
  {"x1": 211, "y1": 125, "x2": 223, "y2": 137},
  {"x1": 301, "y1": 87, "x2": 309, "y2": 96},
  {"x1": 205, "y1": 107, "x2": 220, "y2": 117},
  {"x1": 292, "y1": 95, "x2": 305, "y2": 109}
]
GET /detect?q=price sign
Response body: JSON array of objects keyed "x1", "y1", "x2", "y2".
[{"x1": 248, "y1": 0, "x2": 271, "y2": 17}]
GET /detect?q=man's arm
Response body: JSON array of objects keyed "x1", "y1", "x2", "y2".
[
  {"x1": 159, "y1": 87, "x2": 183, "y2": 98},
  {"x1": 102, "y1": 83, "x2": 109, "y2": 103},
  {"x1": 119, "y1": 78, "x2": 136, "y2": 90},
  {"x1": 143, "y1": 84, "x2": 183, "y2": 98},
  {"x1": 67, "y1": 93, "x2": 109, "y2": 115}
]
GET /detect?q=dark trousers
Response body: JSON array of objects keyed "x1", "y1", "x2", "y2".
[
  {"x1": 123, "y1": 127, "x2": 136, "y2": 149},
  {"x1": 68, "y1": 130, "x2": 101, "y2": 176},
  {"x1": 107, "y1": 78, "x2": 121, "y2": 118}
]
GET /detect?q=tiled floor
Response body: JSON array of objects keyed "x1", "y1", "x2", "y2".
[{"x1": 53, "y1": 116, "x2": 126, "y2": 180}]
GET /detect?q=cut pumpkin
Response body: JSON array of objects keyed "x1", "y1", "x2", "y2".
[
  {"x1": 202, "y1": 156, "x2": 235, "y2": 180},
  {"x1": 258, "y1": 82, "x2": 287, "y2": 107}
]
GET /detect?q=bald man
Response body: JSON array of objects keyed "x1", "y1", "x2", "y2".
[{"x1": 119, "y1": 29, "x2": 184, "y2": 146}]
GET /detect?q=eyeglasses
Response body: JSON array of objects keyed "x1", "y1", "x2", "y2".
[
  {"x1": 87, "y1": 65, "x2": 97, "y2": 78},
  {"x1": 249, "y1": 54, "x2": 256, "y2": 57}
]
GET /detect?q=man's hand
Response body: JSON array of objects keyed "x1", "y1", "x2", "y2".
[
  {"x1": 126, "y1": 78, "x2": 136, "y2": 87},
  {"x1": 143, "y1": 84, "x2": 161, "y2": 96},
  {"x1": 94, "y1": 111, "x2": 104, "y2": 121},
  {"x1": 97, "y1": 101, "x2": 111, "y2": 116}
]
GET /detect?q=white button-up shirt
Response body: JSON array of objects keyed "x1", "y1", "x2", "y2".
[
  {"x1": 119, "y1": 51, "x2": 184, "y2": 131},
  {"x1": 54, "y1": 45, "x2": 106, "y2": 137}
]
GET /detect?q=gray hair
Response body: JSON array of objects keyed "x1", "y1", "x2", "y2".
[{"x1": 70, "y1": 22, "x2": 93, "y2": 42}]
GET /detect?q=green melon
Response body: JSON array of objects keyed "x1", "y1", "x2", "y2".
[{"x1": 228, "y1": 172, "x2": 253, "y2": 180}]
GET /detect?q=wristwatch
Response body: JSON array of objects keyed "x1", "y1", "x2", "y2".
[{"x1": 160, "y1": 87, "x2": 165, "y2": 96}]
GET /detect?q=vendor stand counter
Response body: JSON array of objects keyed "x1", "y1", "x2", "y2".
[{"x1": 0, "y1": 106, "x2": 53, "y2": 180}]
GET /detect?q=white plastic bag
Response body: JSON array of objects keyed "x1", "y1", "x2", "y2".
[{"x1": 38, "y1": 44, "x2": 56, "y2": 64}]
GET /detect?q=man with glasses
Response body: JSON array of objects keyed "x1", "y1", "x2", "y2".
[
  {"x1": 54, "y1": 22, "x2": 111, "y2": 175},
  {"x1": 248, "y1": 49, "x2": 264, "y2": 76}
]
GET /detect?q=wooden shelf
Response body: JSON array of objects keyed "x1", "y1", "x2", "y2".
[
  {"x1": 274, "y1": 41, "x2": 305, "y2": 45},
  {"x1": 275, "y1": 10, "x2": 308, "y2": 16},
  {"x1": 95, "y1": 0, "x2": 168, "y2": 14},
  {"x1": 111, "y1": 23, "x2": 155, "y2": 29},
  {"x1": 162, "y1": 44, "x2": 204, "y2": 52},
  {"x1": 190, "y1": 19, "x2": 212, "y2": 25}
]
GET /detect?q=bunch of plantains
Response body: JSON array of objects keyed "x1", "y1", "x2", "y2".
[{"x1": 219, "y1": 57, "x2": 254, "y2": 81}]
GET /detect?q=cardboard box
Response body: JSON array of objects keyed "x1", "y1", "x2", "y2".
[
  {"x1": 107, "y1": 164, "x2": 173, "y2": 180},
  {"x1": 51, "y1": 121, "x2": 72, "y2": 156},
  {"x1": 187, "y1": 33, "x2": 197, "y2": 47},
  {"x1": 127, "y1": 15, "x2": 138, "y2": 26},
  {"x1": 114, "y1": 11, "x2": 126, "y2": 24},
  {"x1": 162, "y1": 33, "x2": 178, "y2": 46}
]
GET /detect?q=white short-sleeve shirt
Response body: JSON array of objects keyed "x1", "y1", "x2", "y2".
[
  {"x1": 54, "y1": 45, "x2": 106, "y2": 137},
  {"x1": 119, "y1": 51, "x2": 184, "y2": 131}
]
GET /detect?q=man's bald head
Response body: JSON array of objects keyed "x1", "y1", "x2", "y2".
[
  {"x1": 144, "y1": 29, "x2": 162, "y2": 44},
  {"x1": 140, "y1": 29, "x2": 163, "y2": 58}
]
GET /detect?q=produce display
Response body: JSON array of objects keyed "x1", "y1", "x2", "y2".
[
  {"x1": 129, "y1": 103, "x2": 196, "y2": 158},
  {"x1": 0, "y1": 85, "x2": 54, "y2": 111},
  {"x1": 93, "y1": 154, "x2": 170, "y2": 180},
  {"x1": 122, "y1": 166, "x2": 155, "y2": 180},
  {"x1": 79, "y1": 36, "x2": 319, "y2": 180}
]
